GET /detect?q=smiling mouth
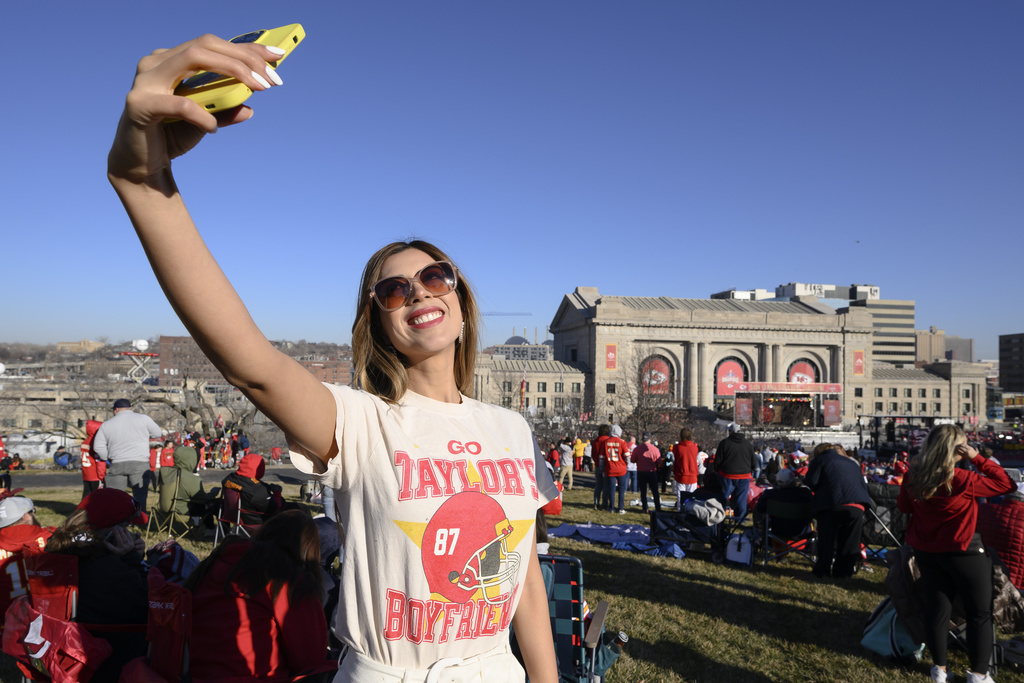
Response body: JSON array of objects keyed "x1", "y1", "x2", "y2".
[{"x1": 409, "y1": 310, "x2": 443, "y2": 326}]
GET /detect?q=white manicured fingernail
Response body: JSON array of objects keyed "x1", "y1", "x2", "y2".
[
  {"x1": 265, "y1": 65, "x2": 283, "y2": 86},
  {"x1": 265, "y1": 45, "x2": 286, "y2": 56},
  {"x1": 251, "y1": 70, "x2": 271, "y2": 89}
]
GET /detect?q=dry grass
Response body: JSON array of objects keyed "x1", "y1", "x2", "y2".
[
  {"x1": 550, "y1": 483, "x2": 1024, "y2": 682},
  {"x1": 10, "y1": 478, "x2": 1024, "y2": 683}
]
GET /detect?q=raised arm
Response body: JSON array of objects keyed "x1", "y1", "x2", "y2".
[{"x1": 107, "y1": 34, "x2": 337, "y2": 463}]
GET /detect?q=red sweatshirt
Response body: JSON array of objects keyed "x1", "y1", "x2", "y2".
[
  {"x1": 898, "y1": 455, "x2": 1016, "y2": 553},
  {"x1": 596, "y1": 436, "x2": 629, "y2": 477},
  {"x1": 673, "y1": 441, "x2": 699, "y2": 485},
  {"x1": 189, "y1": 542, "x2": 332, "y2": 682}
]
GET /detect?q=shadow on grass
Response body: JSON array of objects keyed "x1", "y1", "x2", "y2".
[
  {"x1": 632, "y1": 636, "x2": 777, "y2": 683},
  {"x1": 28, "y1": 496, "x2": 80, "y2": 519},
  {"x1": 269, "y1": 473, "x2": 307, "y2": 486},
  {"x1": 561, "y1": 543, "x2": 876, "y2": 657}
]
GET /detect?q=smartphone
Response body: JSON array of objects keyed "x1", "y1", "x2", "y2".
[{"x1": 175, "y1": 23, "x2": 305, "y2": 113}]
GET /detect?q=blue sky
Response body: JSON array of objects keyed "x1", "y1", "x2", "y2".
[{"x1": 2, "y1": 2, "x2": 1020, "y2": 359}]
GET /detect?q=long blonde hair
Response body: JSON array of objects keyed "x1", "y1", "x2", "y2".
[
  {"x1": 907, "y1": 424, "x2": 964, "y2": 500},
  {"x1": 351, "y1": 240, "x2": 480, "y2": 403}
]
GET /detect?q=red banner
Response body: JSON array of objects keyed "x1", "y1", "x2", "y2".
[
  {"x1": 716, "y1": 360, "x2": 745, "y2": 397},
  {"x1": 735, "y1": 398, "x2": 753, "y2": 425},
  {"x1": 788, "y1": 361, "x2": 817, "y2": 384},
  {"x1": 735, "y1": 382, "x2": 842, "y2": 394},
  {"x1": 823, "y1": 400, "x2": 841, "y2": 425},
  {"x1": 853, "y1": 350, "x2": 864, "y2": 376},
  {"x1": 605, "y1": 344, "x2": 617, "y2": 370},
  {"x1": 642, "y1": 358, "x2": 670, "y2": 394}
]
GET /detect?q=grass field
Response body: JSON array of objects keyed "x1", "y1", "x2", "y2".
[{"x1": 8, "y1": 476, "x2": 1024, "y2": 683}]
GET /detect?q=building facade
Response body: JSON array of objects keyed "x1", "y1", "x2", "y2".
[
  {"x1": 839, "y1": 299, "x2": 917, "y2": 366},
  {"x1": 547, "y1": 287, "x2": 986, "y2": 429},
  {"x1": 1000, "y1": 334, "x2": 1024, "y2": 393}
]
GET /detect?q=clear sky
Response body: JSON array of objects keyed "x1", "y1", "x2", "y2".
[{"x1": 2, "y1": 2, "x2": 1020, "y2": 359}]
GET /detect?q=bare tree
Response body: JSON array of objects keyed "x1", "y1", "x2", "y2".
[{"x1": 613, "y1": 343, "x2": 682, "y2": 443}]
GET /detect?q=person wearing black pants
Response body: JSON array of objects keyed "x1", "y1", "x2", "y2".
[
  {"x1": 805, "y1": 444, "x2": 872, "y2": 579},
  {"x1": 632, "y1": 432, "x2": 661, "y2": 514},
  {"x1": 898, "y1": 425, "x2": 1015, "y2": 683},
  {"x1": 915, "y1": 550, "x2": 994, "y2": 678},
  {"x1": 813, "y1": 504, "x2": 865, "y2": 578}
]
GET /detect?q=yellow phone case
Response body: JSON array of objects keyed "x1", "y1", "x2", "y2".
[{"x1": 175, "y1": 23, "x2": 305, "y2": 113}]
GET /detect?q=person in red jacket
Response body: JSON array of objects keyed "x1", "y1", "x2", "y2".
[
  {"x1": 596, "y1": 425, "x2": 629, "y2": 514},
  {"x1": 0, "y1": 494, "x2": 54, "y2": 639},
  {"x1": 672, "y1": 428, "x2": 700, "y2": 510},
  {"x1": 185, "y1": 510, "x2": 335, "y2": 682},
  {"x1": 897, "y1": 425, "x2": 1015, "y2": 683},
  {"x1": 80, "y1": 419, "x2": 107, "y2": 499}
]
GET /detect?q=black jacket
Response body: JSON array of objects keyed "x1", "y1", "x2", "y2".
[
  {"x1": 805, "y1": 449, "x2": 872, "y2": 513},
  {"x1": 713, "y1": 433, "x2": 757, "y2": 476}
]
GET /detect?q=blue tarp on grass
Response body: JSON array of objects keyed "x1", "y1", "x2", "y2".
[{"x1": 548, "y1": 522, "x2": 685, "y2": 558}]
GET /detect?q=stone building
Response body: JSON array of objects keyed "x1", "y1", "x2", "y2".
[{"x1": 547, "y1": 287, "x2": 987, "y2": 429}]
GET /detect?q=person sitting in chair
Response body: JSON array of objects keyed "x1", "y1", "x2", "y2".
[
  {"x1": 53, "y1": 446, "x2": 79, "y2": 471},
  {"x1": 222, "y1": 453, "x2": 284, "y2": 525},
  {"x1": 45, "y1": 489, "x2": 150, "y2": 683},
  {"x1": 159, "y1": 443, "x2": 217, "y2": 528}
]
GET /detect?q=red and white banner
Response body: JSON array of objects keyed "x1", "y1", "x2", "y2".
[
  {"x1": 642, "y1": 358, "x2": 670, "y2": 394},
  {"x1": 788, "y1": 361, "x2": 817, "y2": 384},
  {"x1": 716, "y1": 360, "x2": 745, "y2": 397},
  {"x1": 605, "y1": 344, "x2": 617, "y2": 370},
  {"x1": 735, "y1": 398, "x2": 753, "y2": 425},
  {"x1": 823, "y1": 400, "x2": 841, "y2": 426},
  {"x1": 853, "y1": 350, "x2": 864, "y2": 376},
  {"x1": 734, "y1": 382, "x2": 842, "y2": 394}
]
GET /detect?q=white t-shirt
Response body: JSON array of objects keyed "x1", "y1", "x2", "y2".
[{"x1": 290, "y1": 384, "x2": 558, "y2": 669}]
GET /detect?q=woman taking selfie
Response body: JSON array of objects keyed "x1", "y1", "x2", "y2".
[
  {"x1": 107, "y1": 31, "x2": 558, "y2": 683},
  {"x1": 897, "y1": 425, "x2": 1015, "y2": 683}
]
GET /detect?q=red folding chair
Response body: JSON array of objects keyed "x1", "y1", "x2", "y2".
[
  {"x1": 213, "y1": 488, "x2": 263, "y2": 544},
  {"x1": 3, "y1": 554, "x2": 118, "y2": 682},
  {"x1": 117, "y1": 567, "x2": 192, "y2": 683}
]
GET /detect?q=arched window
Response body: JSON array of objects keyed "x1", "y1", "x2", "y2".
[
  {"x1": 714, "y1": 357, "x2": 748, "y2": 397},
  {"x1": 787, "y1": 359, "x2": 820, "y2": 384},
  {"x1": 640, "y1": 356, "x2": 672, "y2": 395}
]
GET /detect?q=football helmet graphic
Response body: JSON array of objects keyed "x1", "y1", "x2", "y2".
[{"x1": 421, "y1": 491, "x2": 521, "y2": 606}]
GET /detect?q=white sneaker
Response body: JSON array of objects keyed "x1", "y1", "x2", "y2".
[
  {"x1": 931, "y1": 665, "x2": 947, "y2": 683},
  {"x1": 967, "y1": 673, "x2": 995, "y2": 683}
]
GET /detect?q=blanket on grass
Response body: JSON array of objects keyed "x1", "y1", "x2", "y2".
[{"x1": 548, "y1": 522, "x2": 685, "y2": 558}]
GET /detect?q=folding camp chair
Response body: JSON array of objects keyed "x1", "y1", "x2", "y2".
[
  {"x1": 512, "y1": 554, "x2": 617, "y2": 682},
  {"x1": 862, "y1": 481, "x2": 906, "y2": 562},
  {"x1": 760, "y1": 498, "x2": 816, "y2": 568},
  {"x1": 212, "y1": 488, "x2": 262, "y2": 544},
  {"x1": 117, "y1": 566, "x2": 192, "y2": 683},
  {"x1": 146, "y1": 473, "x2": 195, "y2": 542},
  {"x1": 5, "y1": 553, "x2": 145, "y2": 682}
]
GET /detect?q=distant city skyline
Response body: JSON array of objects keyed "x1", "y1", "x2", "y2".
[{"x1": 2, "y1": 3, "x2": 1020, "y2": 361}]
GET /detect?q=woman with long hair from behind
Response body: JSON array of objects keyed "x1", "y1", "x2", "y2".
[
  {"x1": 897, "y1": 424, "x2": 1015, "y2": 683},
  {"x1": 45, "y1": 489, "x2": 150, "y2": 683},
  {"x1": 185, "y1": 510, "x2": 335, "y2": 682}
]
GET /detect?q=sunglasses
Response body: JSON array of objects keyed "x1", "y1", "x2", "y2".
[{"x1": 369, "y1": 260, "x2": 458, "y2": 312}]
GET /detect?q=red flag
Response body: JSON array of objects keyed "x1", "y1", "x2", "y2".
[{"x1": 520, "y1": 366, "x2": 526, "y2": 412}]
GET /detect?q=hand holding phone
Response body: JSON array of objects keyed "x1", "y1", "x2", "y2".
[{"x1": 175, "y1": 23, "x2": 305, "y2": 113}]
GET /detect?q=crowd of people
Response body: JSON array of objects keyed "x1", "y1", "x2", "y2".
[
  {"x1": 0, "y1": 483, "x2": 340, "y2": 682},
  {"x1": 4, "y1": 24, "x2": 1009, "y2": 683}
]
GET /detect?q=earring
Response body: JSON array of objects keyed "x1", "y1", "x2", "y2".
[
  {"x1": 386, "y1": 343, "x2": 398, "y2": 355},
  {"x1": 459, "y1": 321, "x2": 465, "y2": 345}
]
